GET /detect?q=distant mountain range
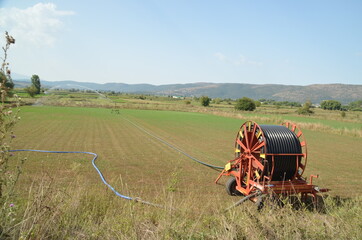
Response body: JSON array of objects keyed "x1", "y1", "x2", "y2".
[{"x1": 14, "y1": 79, "x2": 361, "y2": 104}]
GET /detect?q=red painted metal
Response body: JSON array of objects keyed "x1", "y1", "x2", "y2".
[{"x1": 215, "y1": 121, "x2": 329, "y2": 203}]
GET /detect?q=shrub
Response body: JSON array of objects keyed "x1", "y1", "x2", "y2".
[
  {"x1": 200, "y1": 96, "x2": 211, "y2": 107},
  {"x1": 25, "y1": 86, "x2": 38, "y2": 97},
  {"x1": 348, "y1": 100, "x2": 362, "y2": 111},
  {"x1": 213, "y1": 98, "x2": 221, "y2": 104},
  {"x1": 320, "y1": 100, "x2": 342, "y2": 110},
  {"x1": 235, "y1": 97, "x2": 256, "y2": 111},
  {"x1": 297, "y1": 100, "x2": 314, "y2": 115}
]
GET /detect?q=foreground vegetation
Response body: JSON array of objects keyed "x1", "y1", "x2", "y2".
[{"x1": 3, "y1": 178, "x2": 361, "y2": 239}]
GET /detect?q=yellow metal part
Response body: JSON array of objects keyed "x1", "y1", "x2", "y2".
[
  {"x1": 224, "y1": 163, "x2": 232, "y2": 171},
  {"x1": 239, "y1": 130, "x2": 243, "y2": 138},
  {"x1": 254, "y1": 170, "x2": 260, "y2": 179},
  {"x1": 256, "y1": 131, "x2": 262, "y2": 139}
]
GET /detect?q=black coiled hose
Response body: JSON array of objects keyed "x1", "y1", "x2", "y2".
[{"x1": 259, "y1": 125, "x2": 302, "y2": 181}]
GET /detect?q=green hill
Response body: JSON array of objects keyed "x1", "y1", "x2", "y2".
[{"x1": 14, "y1": 79, "x2": 361, "y2": 104}]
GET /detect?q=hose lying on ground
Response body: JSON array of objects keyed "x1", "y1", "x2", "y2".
[{"x1": 9, "y1": 149, "x2": 164, "y2": 208}]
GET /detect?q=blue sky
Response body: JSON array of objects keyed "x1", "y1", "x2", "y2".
[{"x1": 0, "y1": 0, "x2": 361, "y2": 85}]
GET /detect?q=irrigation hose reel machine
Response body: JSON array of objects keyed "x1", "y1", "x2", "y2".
[{"x1": 215, "y1": 121, "x2": 329, "y2": 205}]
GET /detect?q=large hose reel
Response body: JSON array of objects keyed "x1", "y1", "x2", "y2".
[{"x1": 215, "y1": 121, "x2": 328, "y2": 202}]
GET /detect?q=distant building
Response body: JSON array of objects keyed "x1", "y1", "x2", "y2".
[{"x1": 172, "y1": 96, "x2": 185, "y2": 99}]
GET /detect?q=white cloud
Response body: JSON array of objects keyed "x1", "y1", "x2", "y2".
[
  {"x1": 214, "y1": 52, "x2": 263, "y2": 66},
  {"x1": 0, "y1": 3, "x2": 75, "y2": 46},
  {"x1": 214, "y1": 52, "x2": 227, "y2": 62},
  {"x1": 234, "y1": 55, "x2": 263, "y2": 66}
]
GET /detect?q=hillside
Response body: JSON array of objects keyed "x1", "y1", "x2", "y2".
[{"x1": 14, "y1": 79, "x2": 361, "y2": 104}]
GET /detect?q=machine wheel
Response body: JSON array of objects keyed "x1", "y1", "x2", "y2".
[
  {"x1": 226, "y1": 177, "x2": 243, "y2": 196},
  {"x1": 256, "y1": 194, "x2": 265, "y2": 211}
]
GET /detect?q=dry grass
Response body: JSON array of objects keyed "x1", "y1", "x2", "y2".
[{"x1": 4, "y1": 176, "x2": 361, "y2": 239}]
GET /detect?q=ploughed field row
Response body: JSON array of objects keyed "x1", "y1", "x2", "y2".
[{"x1": 11, "y1": 106, "x2": 362, "y2": 208}]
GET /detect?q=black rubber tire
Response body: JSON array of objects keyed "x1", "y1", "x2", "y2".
[
  {"x1": 256, "y1": 194, "x2": 265, "y2": 211},
  {"x1": 225, "y1": 177, "x2": 243, "y2": 196}
]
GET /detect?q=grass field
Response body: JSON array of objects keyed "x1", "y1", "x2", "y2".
[
  {"x1": 12, "y1": 105, "x2": 362, "y2": 197},
  {"x1": 18, "y1": 90, "x2": 362, "y2": 134},
  {"x1": 3, "y1": 103, "x2": 361, "y2": 239}
]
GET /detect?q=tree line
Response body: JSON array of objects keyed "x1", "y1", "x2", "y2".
[{"x1": 199, "y1": 96, "x2": 361, "y2": 113}]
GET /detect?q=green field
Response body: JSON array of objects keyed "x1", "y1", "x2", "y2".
[
  {"x1": 14, "y1": 105, "x2": 362, "y2": 197},
  {"x1": 2, "y1": 104, "x2": 361, "y2": 239}
]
